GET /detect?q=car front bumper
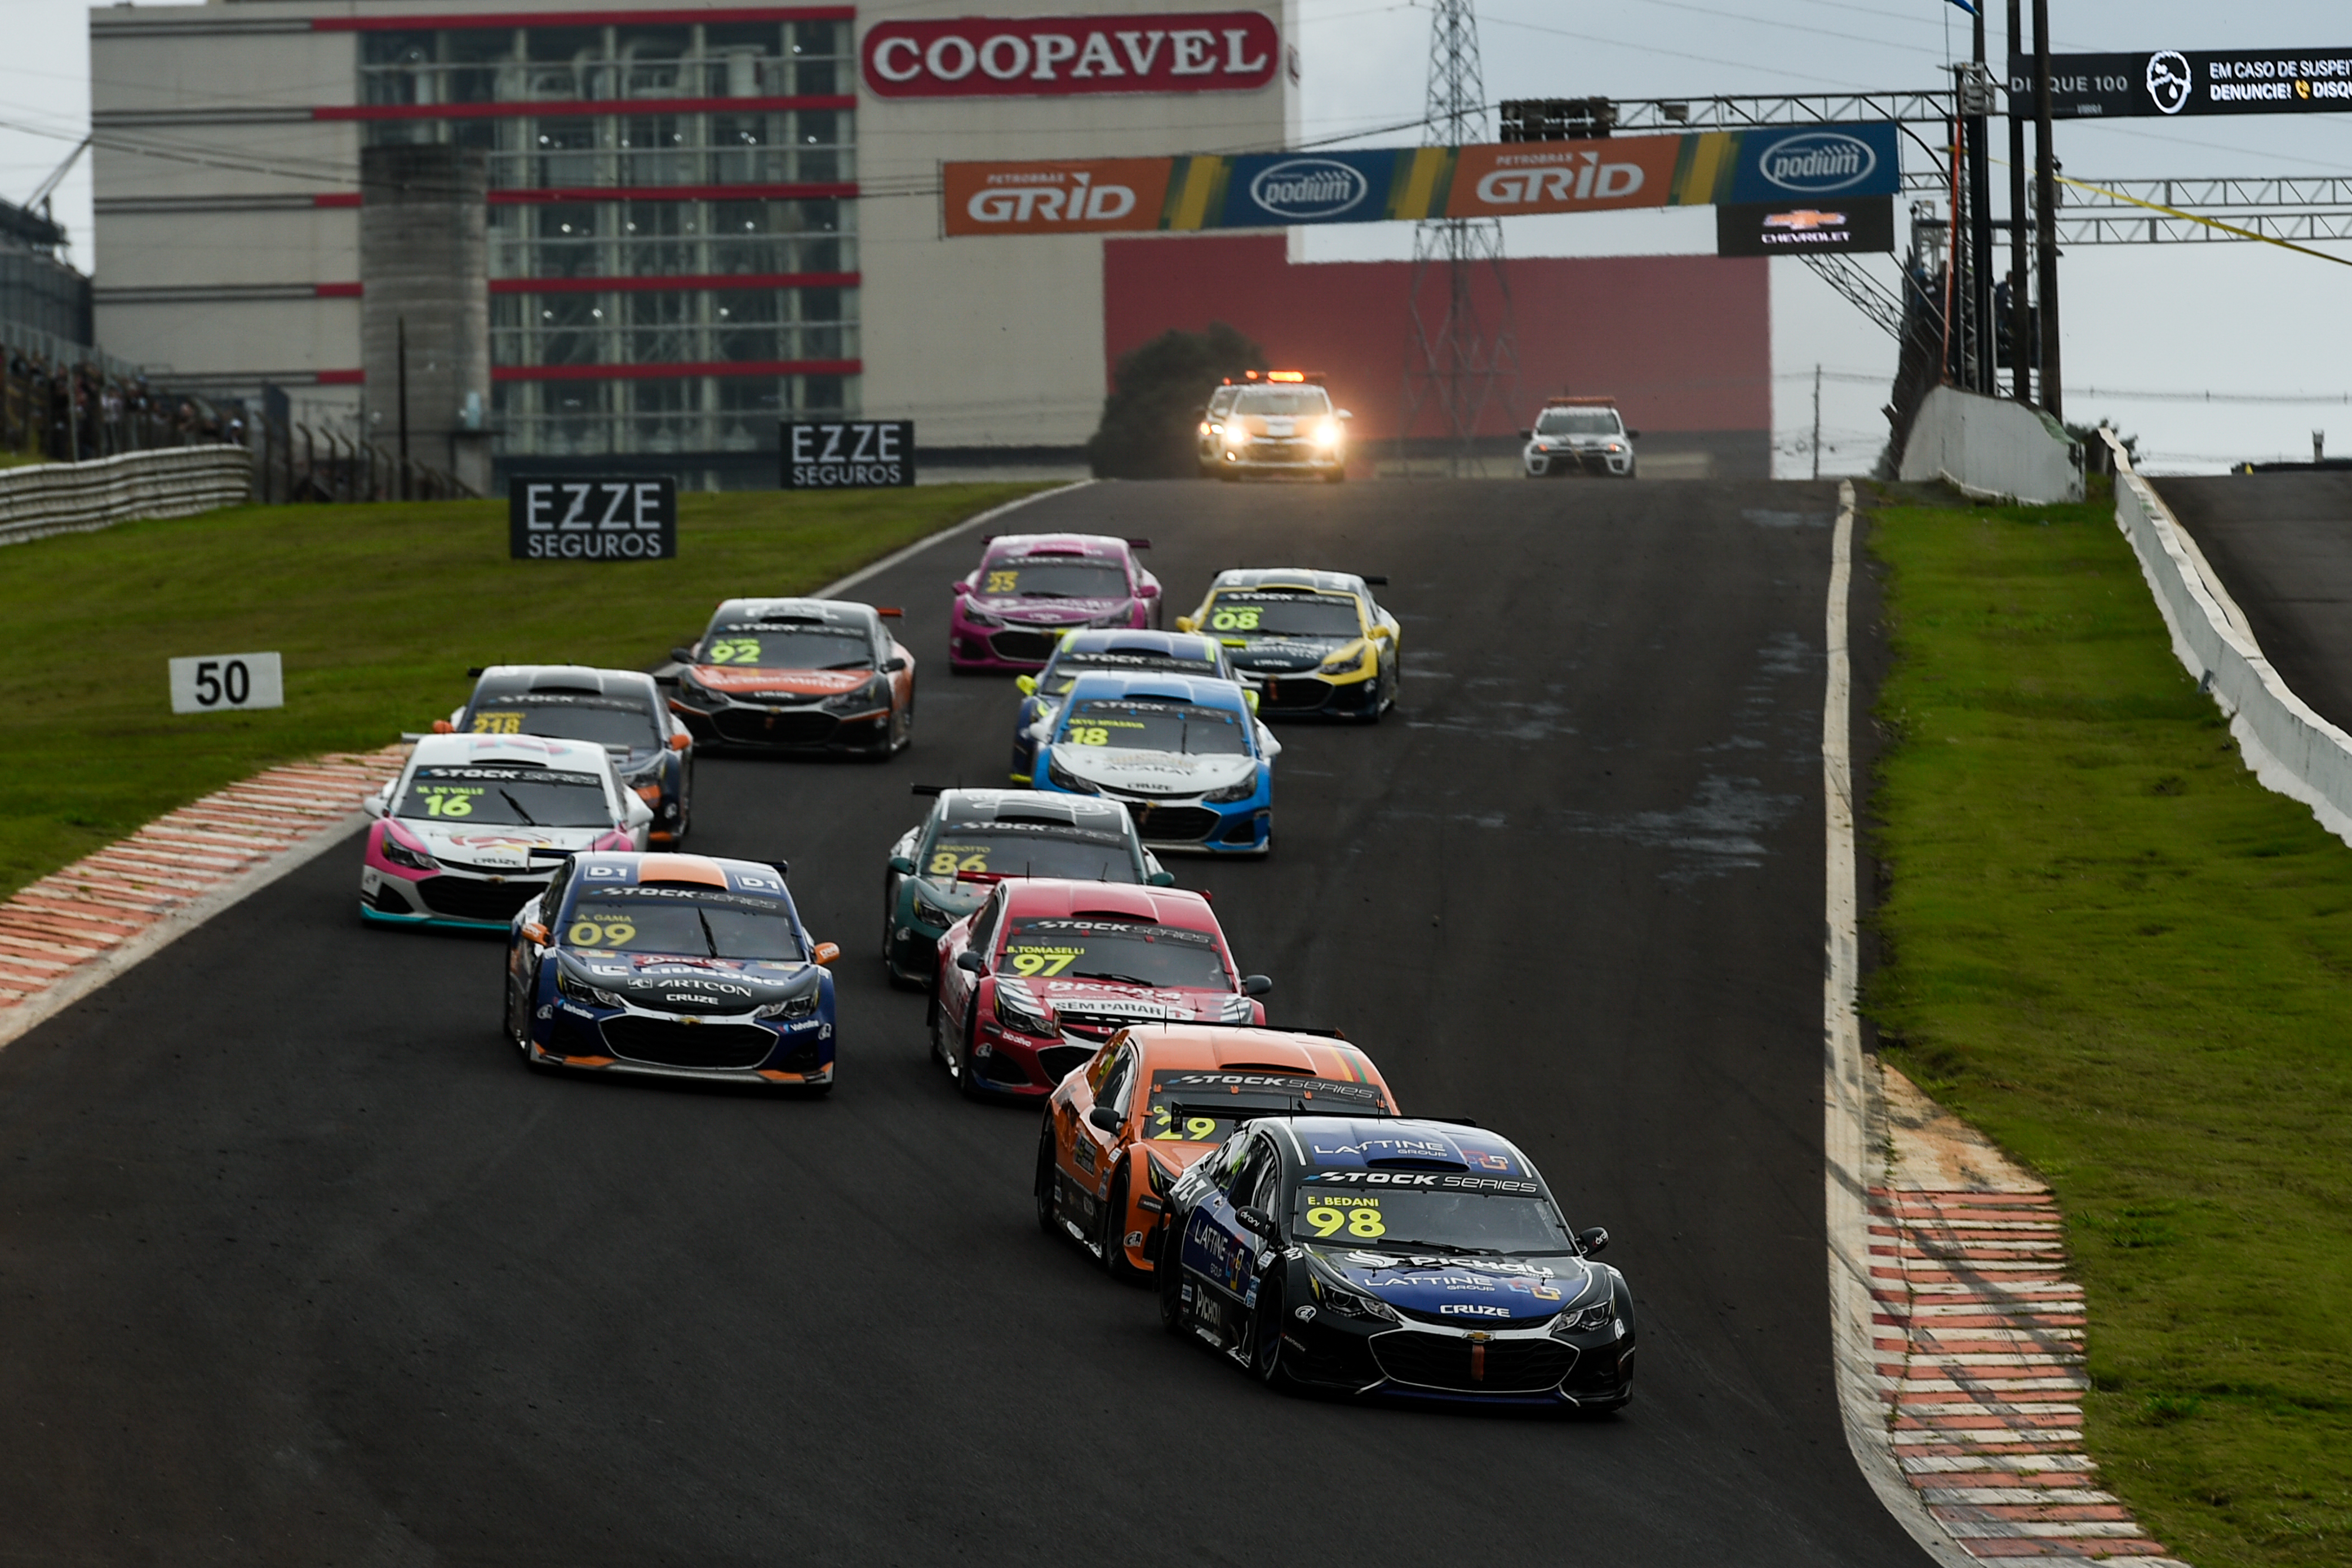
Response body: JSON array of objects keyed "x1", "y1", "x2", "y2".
[
  {"x1": 1524, "y1": 444, "x2": 1634, "y2": 478},
  {"x1": 531, "y1": 997, "x2": 835, "y2": 1085},
  {"x1": 672, "y1": 695, "x2": 893, "y2": 753}
]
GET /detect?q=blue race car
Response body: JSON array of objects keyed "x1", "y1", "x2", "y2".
[
  {"x1": 1008, "y1": 628, "x2": 1238, "y2": 783},
  {"x1": 503, "y1": 850, "x2": 841, "y2": 1091},
  {"x1": 1031, "y1": 672, "x2": 1278, "y2": 855}
]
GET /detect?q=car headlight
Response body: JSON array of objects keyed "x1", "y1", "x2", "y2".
[
  {"x1": 994, "y1": 985, "x2": 1056, "y2": 1037},
  {"x1": 754, "y1": 989, "x2": 819, "y2": 1021},
  {"x1": 379, "y1": 827, "x2": 438, "y2": 872},
  {"x1": 1553, "y1": 1285, "x2": 1618, "y2": 1335},
  {"x1": 1312, "y1": 419, "x2": 1343, "y2": 448},
  {"x1": 556, "y1": 967, "x2": 626, "y2": 1008},
  {"x1": 961, "y1": 600, "x2": 1003, "y2": 627},
  {"x1": 910, "y1": 890, "x2": 963, "y2": 928},
  {"x1": 1309, "y1": 1270, "x2": 1401, "y2": 1323},
  {"x1": 1319, "y1": 643, "x2": 1371, "y2": 676},
  {"x1": 1045, "y1": 748, "x2": 1101, "y2": 795},
  {"x1": 1203, "y1": 772, "x2": 1258, "y2": 804},
  {"x1": 825, "y1": 676, "x2": 890, "y2": 713},
  {"x1": 1606, "y1": 442, "x2": 1623, "y2": 453},
  {"x1": 1224, "y1": 423, "x2": 1251, "y2": 449}
]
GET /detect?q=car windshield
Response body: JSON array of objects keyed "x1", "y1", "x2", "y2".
[
  {"x1": 1233, "y1": 388, "x2": 1331, "y2": 417},
  {"x1": 1536, "y1": 408, "x2": 1622, "y2": 436},
  {"x1": 977, "y1": 558, "x2": 1130, "y2": 600},
  {"x1": 397, "y1": 765, "x2": 612, "y2": 828},
  {"x1": 1045, "y1": 651, "x2": 1221, "y2": 694},
  {"x1": 701, "y1": 621, "x2": 874, "y2": 670},
  {"x1": 923, "y1": 823, "x2": 1138, "y2": 882},
  {"x1": 1203, "y1": 591, "x2": 1362, "y2": 638},
  {"x1": 998, "y1": 916, "x2": 1231, "y2": 989},
  {"x1": 1060, "y1": 698, "x2": 1250, "y2": 757},
  {"x1": 467, "y1": 697, "x2": 659, "y2": 750},
  {"x1": 563, "y1": 889, "x2": 803, "y2": 960},
  {"x1": 1290, "y1": 1184, "x2": 1579, "y2": 1255},
  {"x1": 1143, "y1": 1071, "x2": 1388, "y2": 1144}
]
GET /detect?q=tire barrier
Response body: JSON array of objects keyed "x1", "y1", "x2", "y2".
[
  {"x1": 2107, "y1": 427, "x2": 2352, "y2": 847},
  {"x1": 0, "y1": 446, "x2": 253, "y2": 548}
]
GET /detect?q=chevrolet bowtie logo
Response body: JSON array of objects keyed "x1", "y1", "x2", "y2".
[{"x1": 1764, "y1": 209, "x2": 1847, "y2": 231}]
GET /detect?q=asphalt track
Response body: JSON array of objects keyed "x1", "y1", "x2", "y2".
[
  {"x1": 2157, "y1": 472, "x2": 2352, "y2": 732},
  {"x1": 0, "y1": 478, "x2": 1933, "y2": 1567}
]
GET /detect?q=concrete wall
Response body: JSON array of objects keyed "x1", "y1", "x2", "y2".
[
  {"x1": 2110, "y1": 430, "x2": 2352, "y2": 849},
  {"x1": 359, "y1": 145, "x2": 492, "y2": 492},
  {"x1": 1897, "y1": 383, "x2": 2083, "y2": 504}
]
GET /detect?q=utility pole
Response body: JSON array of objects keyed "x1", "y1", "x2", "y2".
[
  {"x1": 1399, "y1": 0, "x2": 1516, "y2": 476},
  {"x1": 2006, "y1": 0, "x2": 2030, "y2": 403},
  {"x1": 1811, "y1": 363, "x2": 1823, "y2": 481},
  {"x1": 396, "y1": 314, "x2": 410, "y2": 502},
  {"x1": 1966, "y1": 11, "x2": 1994, "y2": 394},
  {"x1": 2031, "y1": 0, "x2": 2062, "y2": 420}
]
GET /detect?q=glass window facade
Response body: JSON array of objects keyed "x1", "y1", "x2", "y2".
[{"x1": 357, "y1": 17, "x2": 858, "y2": 465}]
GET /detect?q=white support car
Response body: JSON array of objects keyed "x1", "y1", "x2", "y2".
[
  {"x1": 1522, "y1": 397, "x2": 1639, "y2": 479},
  {"x1": 359, "y1": 733, "x2": 653, "y2": 931}
]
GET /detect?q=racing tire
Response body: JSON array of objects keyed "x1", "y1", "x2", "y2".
[
  {"x1": 1156, "y1": 1225, "x2": 1188, "y2": 1335},
  {"x1": 1322, "y1": 467, "x2": 1346, "y2": 484},
  {"x1": 1249, "y1": 1276, "x2": 1299, "y2": 1392},
  {"x1": 956, "y1": 1006, "x2": 988, "y2": 1102},
  {"x1": 1034, "y1": 1121, "x2": 1061, "y2": 1238},
  {"x1": 1101, "y1": 1163, "x2": 1147, "y2": 1286}
]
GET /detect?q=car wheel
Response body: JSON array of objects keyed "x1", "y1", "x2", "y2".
[
  {"x1": 1322, "y1": 467, "x2": 1345, "y2": 484},
  {"x1": 927, "y1": 992, "x2": 951, "y2": 1074},
  {"x1": 1250, "y1": 1275, "x2": 1298, "y2": 1391},
  {"x1": 1157, "y1": 1224, "x2": 1188, "y2": 1335},
  {"x1": 1101, "y1": 1163, "x2": 1147, "y2": 1285},
  {"x1": 1035, "y1": 1120, "x2": 1063, "y2": 1238}
]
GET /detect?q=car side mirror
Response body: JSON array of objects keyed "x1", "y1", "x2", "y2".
[
  {"x1": 1015, "y1": 674, "x2": 1037, "y2": 696},
  {"x1": 956, "y1": 950, "x2": 987, "y2": 974},
  {"x1": 1236, "y1": 1206, "x2": 1281, "y2": 1240},
  {"x1": 1337, "y1": 409, "x2": 1354, "y2": 420},
  {"x1": 1241, "y1": 974, "x2": 1272, "y2": 997},
  {"x1": 1147, "y1": 870, "x2": 1175, "y2": 887},
  {"x1": 882, "y1": 656, "x2": 908, "y2": 673},
  {"x1": 1517, "y1": 429, "x2": 1531, "y2": 439},
  {"x1": 521, "y1": 921, "x2": 549, "y2": 945},
  {"x1": 432, "y1": 718, "x2": 455, "y2": 734},
  {"x1": 1137, "y1": 581, "x2": 1160, "y2": 597},
  {"x1": 1174, "y1": 615, "x2": 1195, "y2": 633},
  {"x1": 887, "y1": 855, "x2": 917, "y2": 875},
  {"x1": 1626, "y1": 430, "x2": 1641, "y2": 440},
  {"x1": 669, "y1": 730, "x2": 691, "y2": 751},
  {"x1": 1577, "y1": 1226, "x2": 1610, "y2": 1256},
  {"x1": 811, "y1": 941, "x2": 840, "y2": 966},
  {"x1": 671, "y1": 646, "x2": 697, "y2": 664},
  {"x1": 624, "y1": 797, "x2": 654, "y2": 828},
  {"x1": 1088, "y1": 1105, "x2": 1122, "y2": 1134},
  {"x1": 1244, "y1": 689, "x2": 1260, "y2": 714},
  {"x1": 362, "y1": 792, "x2": 388, "y2": 819}
]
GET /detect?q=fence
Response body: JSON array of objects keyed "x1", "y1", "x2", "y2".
[
  {"x1": 243, "y1": 414, "x2": 471, "y2": 504},
  {"x1": 0, "y1": 446, "x2": 253, "y2": 547},
  {"x1": 2107, "y1": 428, "x2": 2352, "y2": 846}
]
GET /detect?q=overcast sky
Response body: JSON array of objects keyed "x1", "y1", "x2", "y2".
[{"x1": 3, "y1": 0, "x2": 2347, "y2": 474}]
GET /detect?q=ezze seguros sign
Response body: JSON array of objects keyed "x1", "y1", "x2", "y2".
[
  {"x1": 508, "y1": 477, "x2": 677, "y2": 560},
  {"x1": 783, "y1": 420, "x2": 916, "y2": 489},
  {"x1": 864, "y1": 11, "x2": 1277, "y2": 98}
]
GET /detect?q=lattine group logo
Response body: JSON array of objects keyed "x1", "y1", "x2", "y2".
[
  {"x1": 1247, "y1": 158, "x2": 1369, "y2": 219},
  {"x1": 1758, "y1": 131, "x2": 1877, "y2": 194}
]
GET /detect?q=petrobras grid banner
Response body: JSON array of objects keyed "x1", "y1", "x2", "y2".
[
  {"x1": 2016, "y1": 48, "x2": 2352, "y2": 118},
  {"x1": 941, "y1": 123, "x2": 1899, "y2": 236}
]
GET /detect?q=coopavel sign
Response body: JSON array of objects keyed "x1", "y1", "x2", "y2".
[
  {"x1": 508, "y1": 477, "x2": 677, "y2": 559},
  {"x1": 942, "y1": 123, "x2": 1897, "y2": 236},
  {"x1": 864, "y1": 12, "x2": 1277, "y2": 98},
  {"x1": 2017, "y1": 47, "x2": 2352, "y2": 118}
]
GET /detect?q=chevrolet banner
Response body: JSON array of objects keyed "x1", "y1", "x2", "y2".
[{"x1": 943, "y1": 123, "x2": 1899, "y2": 236}]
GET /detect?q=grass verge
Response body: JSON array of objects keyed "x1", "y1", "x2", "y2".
[
  {"x1": 1864, "y1": 480, "x2": 2352, "y2": 1568},
  {"x1": 0, "y1": 484, "x2": 1049, "y2": 902}
]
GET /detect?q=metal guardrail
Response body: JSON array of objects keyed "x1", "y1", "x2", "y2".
[{"x1": 0, "y1": 446, "x2": 252, "y2": 547}]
